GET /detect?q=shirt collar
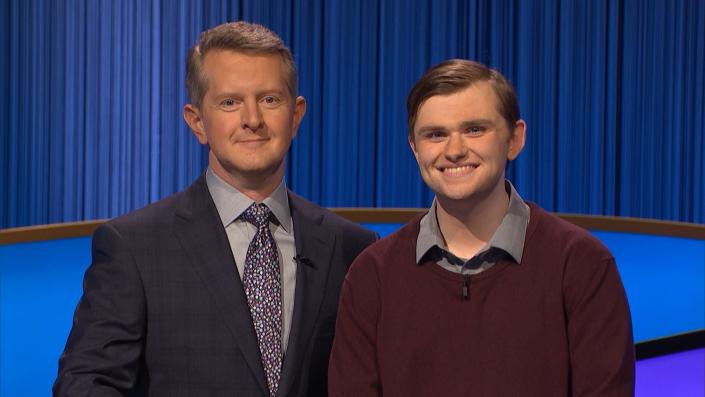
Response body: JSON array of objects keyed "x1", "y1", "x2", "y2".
[
  {"x1": 205, "y1": 167, "x2": 293, "y2": 233},
  {"x1": 415, "y1": 180, "x2": 530, "y2": 264}
]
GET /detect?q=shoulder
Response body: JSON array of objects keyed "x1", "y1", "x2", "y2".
[
  {"x1": 365, "y1": 215, "x2": 422, "y2": 257},
  {"x1": 105, "y1": 190, "x2": 182, "y2": 234},
  {"x1": 345, "y1": 214, "x2": 423, "y2": 279},
  {"x1": 100, "y1": 177, "x2": 208, "y2": 242},
  {"x1": 524, "y1": 203, "x2": 623, "y2": 301},
  {"x1": 525, "y1": 202, "x2": 613, "y2": 262},
  {"x1": 107, "y1": 193, "x2": 179, "y2": 231},
  {"x1": 287, "y1": 190, "x2": 377, "y2": 243}
]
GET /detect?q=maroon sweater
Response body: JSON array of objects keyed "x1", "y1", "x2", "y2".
[{"x1": 329, "y1": 203, "x2": 634, "y2": 396}]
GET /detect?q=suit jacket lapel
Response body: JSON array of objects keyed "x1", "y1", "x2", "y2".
[
  {"x1": 172, "y1": 176, "x2": 269, "y2": 395},
  {"x1": 278, "y1": 191, "x2": 336, "y2": 397}
]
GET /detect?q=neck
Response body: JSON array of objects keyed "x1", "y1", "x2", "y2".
[
  {"x1": 435, "y1": 180, "x2": 509, "y2": 258},
  {"x1": 210, "y1": 157, "x2": 284, "y2": 202}
]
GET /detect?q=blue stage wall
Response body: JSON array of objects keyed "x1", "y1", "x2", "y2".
[{"x1": 1, "y1": 0, "x2": 704, "y2": 229}]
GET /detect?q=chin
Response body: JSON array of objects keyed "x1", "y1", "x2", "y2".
[
  {"x1": 432, "y1": 182, "x2": 473, "y2": 198},
  {"x1": 238, "y1": 160, "x2": 286, "y2": 175},
  {"x1": 437, "y1": 183, "x2": 495, "y2": 202},
  {"x1": 437, "y1": 192, "x2": 475, "y2": 203}
]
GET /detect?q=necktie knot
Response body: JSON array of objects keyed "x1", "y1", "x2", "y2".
[{"x1": 241, "y1": 203, "x2": 272, "y2": 228}]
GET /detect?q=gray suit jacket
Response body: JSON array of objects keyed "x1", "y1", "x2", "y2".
[{"x1": 54, "y1": 175, "x2": 378, "y2": 396}]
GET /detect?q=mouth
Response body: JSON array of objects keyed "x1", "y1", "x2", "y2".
[
  {"x1": 234, "y1": 137, "x2": 269, "y2": 147},
  {"x1": 439, "y1": 164, "x2": 477, "y2": 176}
]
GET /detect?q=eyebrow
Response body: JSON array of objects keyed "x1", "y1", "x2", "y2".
[
  {"x1": 211, "y1": 89, "x2": 287, "y2": 99},
  {"x1": 415, "y1": 118, "x2": 496, "y2": 135},
  {"x1": 459, "y1": 118, "x2": 495, "y2": 127},
  {"x1": 415, "y1": 125, "x2": 447, "y2": 135}
]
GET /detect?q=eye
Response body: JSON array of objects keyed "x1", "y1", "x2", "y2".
[
  {"x1": 466, "y1": 126, "x2": 486, "y2": 136},
  {"x1": 423, "y1": 130, "x2": 446, "y2": 141},
  {"x1": 219, "y1": 98, "x2": 239, "y2": 110},
  {"x1": 261, "y1": 95, "x2": 281, "y2": 107}
]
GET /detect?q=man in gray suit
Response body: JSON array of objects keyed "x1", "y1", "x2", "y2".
[{"x1": 54, "y1": 21, "x2": 377, "y2": 397}]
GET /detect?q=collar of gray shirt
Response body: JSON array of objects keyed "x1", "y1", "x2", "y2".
[
  {"x1": 205, "y1": 167, "x2": 292, "y2": 232},
  {"x1": 415, "y1": 180, "x2": 530, "y2": 265}
]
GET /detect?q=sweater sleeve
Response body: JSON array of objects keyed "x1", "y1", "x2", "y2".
[
  {"x1": 563, "y1": 253, "x2": 635, "y2": 397},
  {"x1": 328, "y1": 249, "x2": 382, "y2": 397}
]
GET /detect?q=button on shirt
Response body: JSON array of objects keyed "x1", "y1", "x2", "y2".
[
  {"x1": 206, "y1": 168, "x2": 297, "y2": 352},
  {"x1": 416, "y1": 180, "x2": 530, "y2": 274}
]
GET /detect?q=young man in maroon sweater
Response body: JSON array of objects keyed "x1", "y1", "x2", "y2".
[{"x1": 329, "y1": 60, "x2": 635, "y2": 396}]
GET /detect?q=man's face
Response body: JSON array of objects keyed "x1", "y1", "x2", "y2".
[
  {"x1": 409, "y1": 82, "x2": 525, "y2": 205},
  {"x1": 184, "y1": 50, "x2": 305, "y2": 189}
]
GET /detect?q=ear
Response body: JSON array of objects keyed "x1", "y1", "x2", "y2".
[
  {"x1": 291, "y1": 96, "x2": 307, "y2": 138},
  {"x1": 408, "y1": 134, "x2": 420, "y2": 162},
  {"x1": 507, "y1": 120, "x2": 526, "y2": 161},
  {"x1": 183, "y1": 104, "x2": 208, "y2": 144}
]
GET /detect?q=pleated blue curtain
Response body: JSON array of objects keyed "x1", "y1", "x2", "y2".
[{"x1": 1, "y1": 0, "x2": 703, "y2": 228}]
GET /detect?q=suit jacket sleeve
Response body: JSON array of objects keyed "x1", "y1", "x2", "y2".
[{"x1": 53, "y1": 222, "x2": 146, "y2": 396}]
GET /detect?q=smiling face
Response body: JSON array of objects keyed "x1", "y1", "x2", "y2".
[
  {"x1": 409, "y1": 81, "x2": 525, "y2": 206},
  {"x1": 184, "y1": 50, "x2": 306, "y2": 198}
]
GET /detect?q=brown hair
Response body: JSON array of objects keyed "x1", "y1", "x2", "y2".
[
  {"x1": 407, "y1": 59, "x2": 520, "y2": 138},
  {"x1": 185, "y1": 21, "x2": 297, "y2": 108}
]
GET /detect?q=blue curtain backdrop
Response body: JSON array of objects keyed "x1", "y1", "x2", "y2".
[{"x1": 1, "y1": 0, "x2": 703, "y2": 228}]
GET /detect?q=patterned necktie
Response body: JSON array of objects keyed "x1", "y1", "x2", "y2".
[{"x1": 241, "y1": 203, "x2": 282, "y2": 396}]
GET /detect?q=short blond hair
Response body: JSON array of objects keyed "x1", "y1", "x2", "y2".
[{"x1": 185, "y1": 21, "x2": 297, "y2": 108}]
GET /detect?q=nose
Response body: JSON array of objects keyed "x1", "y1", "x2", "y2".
[
  {"x1": 240, "y1": 100, "x2": 263, "y2": 131},
  {"x1": 444, "y1": 132, "x2": 467, "y2": 162}
]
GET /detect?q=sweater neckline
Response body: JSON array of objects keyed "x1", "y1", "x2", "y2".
[
  {"x1": 419, "y1": 256, "x2": 513, "y2": 282},
  {"x1": 404, "y1": 201, "x2": 544, "y2": 283}
]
